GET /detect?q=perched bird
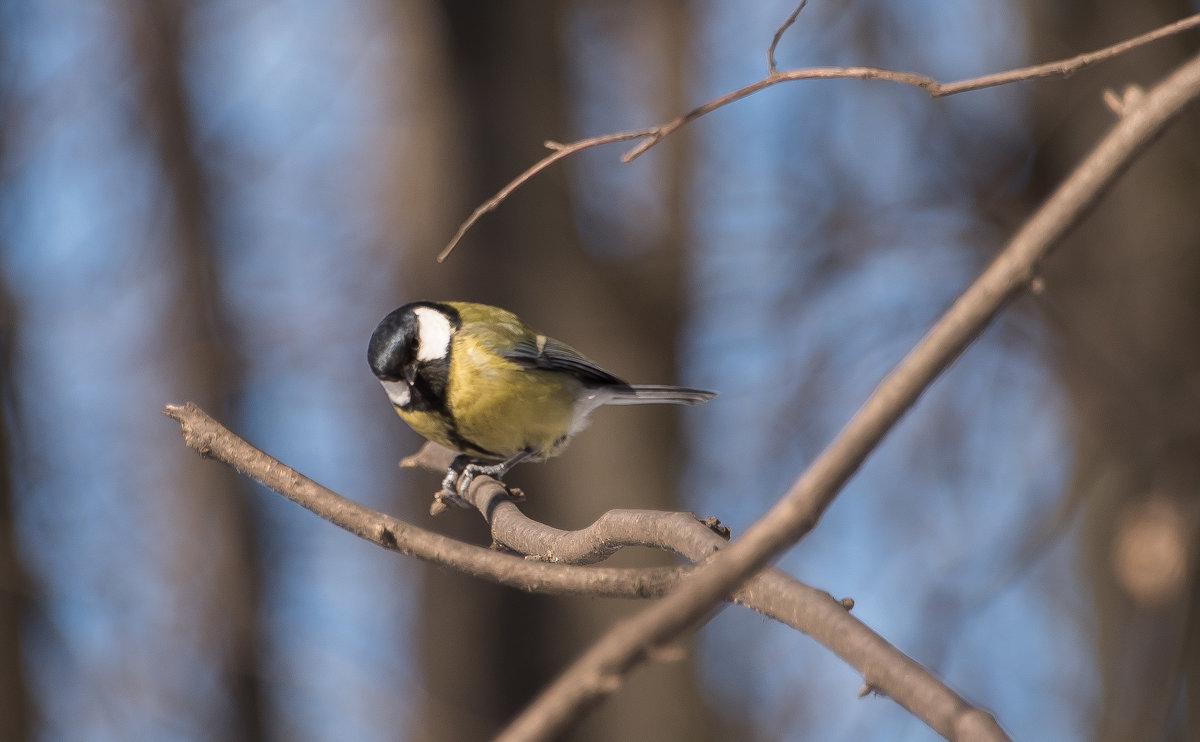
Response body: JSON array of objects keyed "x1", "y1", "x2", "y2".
[{"x1": 368, "y1": 301, "x2": 716, "y2": 506}]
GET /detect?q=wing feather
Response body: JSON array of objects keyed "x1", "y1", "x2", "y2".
[{"x1": 503, "y1": 336, "x2": 627, "y2": 387}]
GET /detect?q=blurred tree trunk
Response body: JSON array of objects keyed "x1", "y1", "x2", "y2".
[
  {"x1": 380, "y1": 1, "x2": 725, "y2": 739},
  {"x1": 0, "y1": 284, "x2": 31, "y2": 741},
  {"x1": 1021, "y1": 2, "x2": 1200, "y2": 739},
  {"x1": 120, "y1": 1, "x2": 267, "y2": 739},
  {"x1": 0, "y1": 9, "x2": 30, "y2": 730}
]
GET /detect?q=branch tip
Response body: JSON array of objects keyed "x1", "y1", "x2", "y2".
[
  {"x1": 768, "y1": 0, "x2": 809, "y2": 75},
  {"x1": 1102, "y1": 84, "x2": 1146, "y2": 116},
  {"x1": 439, "y1": 128, "x2": 656, "y2": 260},
  {"x1": 701, "y1": 515, "x2": 731, "y2": 539}
]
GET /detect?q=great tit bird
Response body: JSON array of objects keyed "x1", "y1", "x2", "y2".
[{"x1": 368, "y1": 301, "x2": 715, "y2": 506}]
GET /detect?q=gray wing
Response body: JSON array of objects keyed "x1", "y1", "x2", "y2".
[{"x1": 503, "y1": 336, "x2": 627, "y2": 387}]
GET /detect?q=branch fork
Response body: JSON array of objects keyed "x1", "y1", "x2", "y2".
[{"x1": 165, "y1": 401, "x2": 999, "y2": 739}]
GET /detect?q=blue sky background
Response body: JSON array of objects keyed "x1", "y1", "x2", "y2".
[{"x1": 5, "y1": 0, "x2": 1184, "y2": 739}]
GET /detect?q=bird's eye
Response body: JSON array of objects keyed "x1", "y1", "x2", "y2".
[{"x1": 408, "y1": 336, "x2": 419, "y2": 351}]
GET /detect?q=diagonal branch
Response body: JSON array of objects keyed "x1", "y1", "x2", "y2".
[
  {"x1": 435, "y1": 130, "x2": 654, "y2": 262},
  {"x1": 767, "y1": 0, "x2": 809, "y2": 75},
  {"x1": 438, "y1": 13, "x2": 1200, "y2": 261},
  {"x1": 166, "y1": 403, "x2": 1004, "y2": 740},
  {"x1": 454, "y1": 472, "x2": 1005, "y2": 740},
  {"x1": 499, "y1": 49, "x2": 1200, "y2": 742}
]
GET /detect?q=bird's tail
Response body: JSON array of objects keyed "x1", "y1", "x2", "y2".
[{"x1": 607, "y1": 385, "x2": 717, "y2": 406}]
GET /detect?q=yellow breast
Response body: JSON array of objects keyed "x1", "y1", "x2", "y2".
[{"x1": 443, "y1": 335, "x2": 583, "y2": 460}]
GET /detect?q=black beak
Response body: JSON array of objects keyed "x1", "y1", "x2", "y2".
[{"x1": 403, "y1": 364, "x2": 417, "y2": 385}]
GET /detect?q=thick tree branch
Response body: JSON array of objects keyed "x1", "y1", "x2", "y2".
[
  {"x1": 167, "y1": 404, "x2": 1001, "y2": 740},
  {"x1": 453, "y1": 468, "x2": 1003, "y2": 741},
  {"x1": 499, "y1": 50, "x2": 1200, "y2": 742},
  {"x1": 438, "y1": 12, "x2": 1200, "y2": 261},
  {"x1": 163, "y1": 402, "x2": 684, "y2": 597}
]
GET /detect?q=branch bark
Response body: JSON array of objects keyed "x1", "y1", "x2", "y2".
[
  {"x1": 498, "y1": 48, "x2": 1200, "y2": 742},
  {"x1": 165, "y1": 403, "x2": 1002, "y2": 740}
]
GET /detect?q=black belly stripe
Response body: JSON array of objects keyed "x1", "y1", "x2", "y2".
[
  {"x1": 392, "y1": 402, "x2": 500, "y2": 459},
  {"x1": 396, "y1": 320, "x2": 503, "y2": 459},
  {"x1": 445, "y1": 426, "x2": 501, "y2": 460}
]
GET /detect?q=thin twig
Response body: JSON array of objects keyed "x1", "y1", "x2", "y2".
[
  {"x1": 767, "y1": 0, "x2": 809, "y2": 75},
  {"x1": 438, "y1": 12, "x2": 1200, "y2": 261},
  {"x1": 436, "y1": 129, "x2": 655, "y2": 263},
  {"x1": 933, "y1": 12, "x2": 1200, "y2": 96},
  {"x1": 624, "y1": 12, "x2": 1200, "y2": 161},
  {"x1": 498, "y1": 49, "x2": 1200, "y2": 742}
]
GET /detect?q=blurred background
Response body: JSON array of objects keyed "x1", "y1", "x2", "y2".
[{"x1": 1, "y1": 0, "x2": 1198, "y2": 740}]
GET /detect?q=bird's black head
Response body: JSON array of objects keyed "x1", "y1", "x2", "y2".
[
  {"x1": 368, "y1": 302, "x2": 460, "y2": 410},
  {"x1": 368, "y1": 304, "x2": 421, "y2": 382}
]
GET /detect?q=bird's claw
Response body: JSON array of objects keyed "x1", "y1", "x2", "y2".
[
  {"x1": 430, "y1": 467, "x2": 471, "y2": 514},
  {"x1": 430, "y1": 453, "x2": 530, "y2": 515},
  {"x1": 455, "y1": 460, "x2": 511, "y2": 498},
  {"x1": 430, "y1": 458, "x2": 512, "y2": 514}
]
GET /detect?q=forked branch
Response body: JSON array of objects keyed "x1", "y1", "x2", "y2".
[
  {"x1": 438, "y1": 12, "x2": 1200, "y2": 262},
  {"x1": 500, "y1": 48, "x2": 1200, "y2": 742},
  {"x1": 165, "y1": 403, "x2": 1003, "y2": 740},
  {"x1": 163, "y1": 402, "x2": 683, "y2": 597}
]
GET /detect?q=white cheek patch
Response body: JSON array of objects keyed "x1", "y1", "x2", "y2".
[
  {"x1": 412, "y1": 306, "x2": 453, "y2": 362},
  {"x1": 381, "y1": 379, "x2": 411, "y2": 408}
]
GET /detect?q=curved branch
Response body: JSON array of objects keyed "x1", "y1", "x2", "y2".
[
  {"x1": 463, "y1": 484, "x2": 1004, "y2": 741},
  {"x1": 162, "y1": 402, "x2": 685, "y2": 597},
  {"x1": 396, "y1": 446, "x2": 1005, "y2": 739},
  {"x1": 500, "y1": 49, "x2": 1200, "y2": 742},
  {"x1": 435, "y1": 129, "x2": 654, "y2": 263},
  {"x1": 623, "y1": 12, "x2": 1200, "y2": 161},
  {"x1": 438, "y1": 12, "x2": 1200, "y2": 260},
  {"x1": 167, "y1": 403, "x2": 1002, "y2": 740}
]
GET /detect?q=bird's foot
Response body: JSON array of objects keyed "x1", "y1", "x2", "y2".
[
  {"x1": 454, "y1": 459, "x2": 513, "y2": 499},
  {"x1": 429, "y1": 451, "x2": 532, "y2": 516},
  {"x1": 430, "y1": 460, "x2": 473, "y2": 515},
  {"x1": 430, "y1": 457, "x2": 508, "y2": 515}
]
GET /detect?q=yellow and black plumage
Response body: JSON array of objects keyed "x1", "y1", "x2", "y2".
[{"x1": 368, "y1": 301, "x2": 715, "y2": 502}]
